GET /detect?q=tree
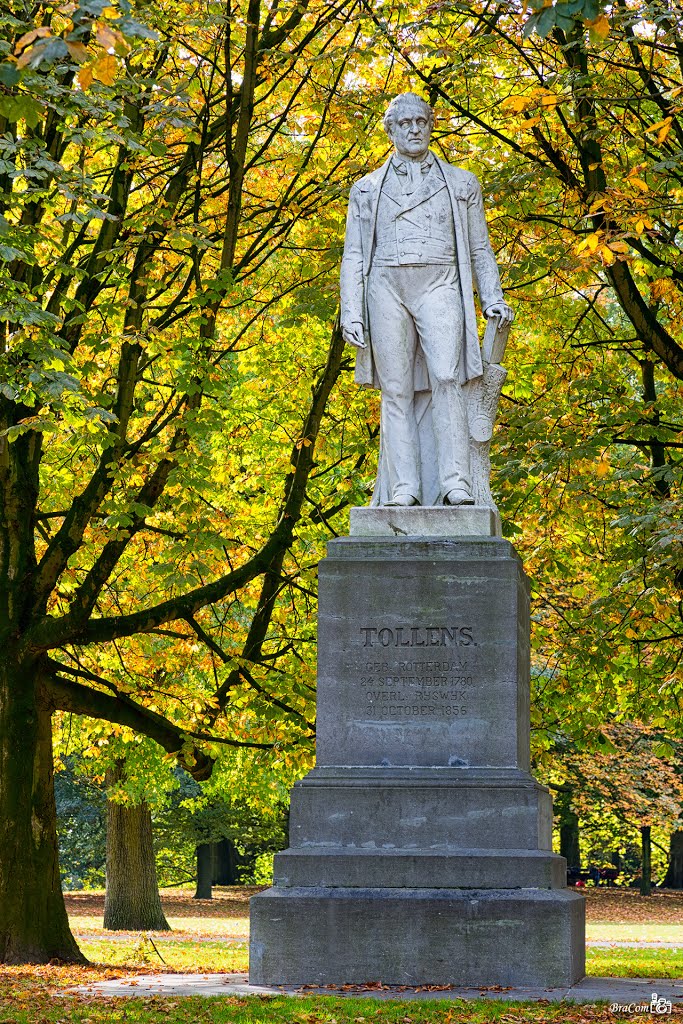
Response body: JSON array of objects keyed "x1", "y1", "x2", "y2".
[
  {"x1": 150, "y1": 770, "x2": 288, "y2": 896},
  {"x1": 55, "y1": 757, "x2": 106, "y2": 890},
  {"x1": 641, "y1": 824, "x2": 653, "y2": 895},
  {"x1": 194, "y1": 840, "x2": 241, "y2": 897},
  {"x1": 662, "y1": 831, "x2": 683, "y2": 889},
  {"x1": 553, "y1": 722, "x2": 683, "y2": 887},
  {"x1": 103, "y1": 761, "x2": 170, "y2": 931},
  {"x1": 370, "y1": 0, "x2": 683, "y2": 378},
  {"x1": 0, "y1": 0, "x2": 365, "y2": 963},
  {"x1": 556, "y1": 787, "x2": 581, "y2": 869}
]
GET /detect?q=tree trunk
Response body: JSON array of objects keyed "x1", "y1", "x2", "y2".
[
  {"x1": 194, "y1": 844, "x2": 213, "y2": 899},
  {"x1": 103, "y1": 762, "x2": 170, "y2": 930},
  {"x1": 0, "y1": 664, "x2": 84, "y2": 963},
  {"x1": 662, "y1": 830, "x2": 683, "y2": 889},
  {"x1": 213, "y1": 838, "x2": 240, "y2": 884},
  {"x1": 640, "y1": 825, "x2": 652, "y2": 896},
  {"x1": 557, "y1": 790, "x2": 581, "y2": 868},
  {"x1": 194, "y1": 838, "x2": 241, "y2": 898}
]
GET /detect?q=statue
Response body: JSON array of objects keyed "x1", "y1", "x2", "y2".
[{"x1": 340, "y1": 93, "x2": 514, "y2": 509}]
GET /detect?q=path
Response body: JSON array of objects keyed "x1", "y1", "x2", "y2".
[{"x1": 69, "y1": 972, "x2": 683, "y2": 1005}]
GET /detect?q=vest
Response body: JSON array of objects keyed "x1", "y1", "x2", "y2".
[{"x1": 373, "y1": 160, "x2": 457, "y2": 267}]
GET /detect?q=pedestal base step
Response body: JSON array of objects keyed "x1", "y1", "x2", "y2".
[
  {"x1": 349, "y1": 506, "x2": 502, "y2": 538},
  {"x1": 274, "y1": 848, "x2": 566, "y2": 889},
  {"x1": 289, "y1": 768, "x2": 553, "y2": 851},
  {"x1": 250, "y1": 886, "x2": 585, "y2": 988}
]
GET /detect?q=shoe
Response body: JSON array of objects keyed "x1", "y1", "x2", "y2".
[
  {"x1": 386, "y1": 494, "x2": 419, "y2": 507},
  {"x1": 444, "y1": 488, "x2": 475, "y2": 506}
]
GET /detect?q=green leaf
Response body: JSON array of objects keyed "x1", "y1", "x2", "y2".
[
  {"x1": 117, "y1": 16, "x2": 159, "y2": 39},
  {"x1": 0, "y1": 61, "x2": 20, "y2": 86},
  {"x1": 0, "y1": 243, "x2": 23, "y2": 261}
]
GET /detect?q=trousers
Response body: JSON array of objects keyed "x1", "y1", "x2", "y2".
[{"x1": 366, "y1": 264, "x2": 471, "y2": 503}]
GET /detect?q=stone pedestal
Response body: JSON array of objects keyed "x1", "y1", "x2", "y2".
[{"x1": 250, "y1": 520, "x2": 585, "y2": 987}]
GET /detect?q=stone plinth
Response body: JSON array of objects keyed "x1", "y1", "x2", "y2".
[
  {"x1": 250, "y1": 888, "x2": 584, "y2": 987},
  {"x1": 316, "y1": 538, "x2": 530, "y2": 770},
  {"x1": 285, "y1": 767, "x2": 552, "y2": 851},
  {"x1": 350, "y1": 505, "x2": 502, "y2": 538},
  {"x1": 250, "y1": 525, "x2": 585, "y2": 987},
  {"x1": 273, "y1": 848, "x2": 566, "y2": 889}
]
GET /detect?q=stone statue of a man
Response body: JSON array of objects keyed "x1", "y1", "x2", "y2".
[{"x1": 340, "y1": 93, "x2": 513, "y2": 508}]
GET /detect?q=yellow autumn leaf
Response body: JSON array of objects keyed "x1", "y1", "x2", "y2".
[
  {"x1": 588, "y1": 14, "x2": 610, "y2": 39},
  {"x1": 95, "y1": 21, "x2": 128, "y2": 54},
  {"x1": 501, "y1": 96, "x2": 528, "y2": 113},
  {"x1": 651, "y1": 278, "x2": 673, "y2": 300},
  {"x1": 14, "y1": 26, "x2": 51, "y2": 54},
  {"x1": 66, "y1": 41, "x2": 88, "y2": 63},
  {"x1": 646, "y1": 117, "x2": 672, "y2": 134},
  {"x1": 657, "y1": 121, "x2": 672, "y2": 144},
  {"x1": 601, "y1": 245, "x2": 615, "y2": 265},
  {"x1": 586, "y1": 233, "x2": 601, "y2": 252},
  {"x1": 596, "y1": 460, "x2": 610, "y2": 478},
  {"x1": 631, "y1": 177, "x2": 649, "y2": 192},
  {"x1": 635, "y1": 219, "x2": 645, "y2": 234},
  {"x1": 518, "y1": 115, "x2": 541, "y2": 131},
  {"x1": 92, "y1": 53, "x2": 117, "y2": 85},
  {"x1": 78, "y1": 64, "x2": 94, "y2": 89}
]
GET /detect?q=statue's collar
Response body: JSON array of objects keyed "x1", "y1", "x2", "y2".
[{"x1": 391, "y1": 150, "x2": 435, "y2": 175}]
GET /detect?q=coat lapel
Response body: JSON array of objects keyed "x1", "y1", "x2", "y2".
[
  {"x1": 393, "y1": 170, "x2": 447, "y2": 217},
  {"x1": 436, "y1": 157, "x2": 484, "y2": 383},
  {"x1": 363, "y1": 157, "x2": 392, "y2": 275},
  {"x1": 379, "y1": 168, "x2": 403, "y2": 205}
]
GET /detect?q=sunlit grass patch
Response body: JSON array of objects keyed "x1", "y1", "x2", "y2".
[
  {"x1": 71, "y1": 916, "x2": 249, "y2": 938},
  {"x1": 79, "y1": 937, "x2": 249, "y2": 973},
  {"x1": 587, "y1": 945, "x2": 683, "y2": 978},
  {"x1": 587, "y1": 922, "x2": 683, "y2": 944}
]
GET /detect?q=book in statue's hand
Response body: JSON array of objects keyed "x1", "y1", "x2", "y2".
[{"x1": 483, "y1": 314, "x2": 510, "y2": 366}]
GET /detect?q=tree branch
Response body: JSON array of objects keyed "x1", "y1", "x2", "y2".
[{"x1": 43, "y1": 672, "x2": 215, "y2": 780}]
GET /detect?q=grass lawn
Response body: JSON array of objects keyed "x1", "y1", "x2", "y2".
[
  {"x1": 3, "y1": 991, "x2": 681, "y2": 1024},
  {"x1": 1, "y1": 887, "x2": 683, "y2": 1023}
]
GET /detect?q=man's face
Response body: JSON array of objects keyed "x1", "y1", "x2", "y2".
[{"x1": 387, "y1": 104, "x2": 432, "y2": 160}]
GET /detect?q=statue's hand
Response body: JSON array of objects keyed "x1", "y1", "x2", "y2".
[
  {"x1": 342, "y1": 321, "x2": 367, "y2": 349},
  {"x1": 485, "y1": 302, "x2": 514, "y2": 326}
]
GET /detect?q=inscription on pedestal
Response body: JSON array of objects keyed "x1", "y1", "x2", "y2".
[
  {"x1": 348, "y1": 660, "x2": 473, "y2": 721},
  {"x1": 353, "y1": 625, "x2": 477, "y2": 721},
  {"x1": 316, "y1": 541, "x2": 530, "y2": 769},
  {"x1": 359, "y1": 625, "x2": 475, "y2": 647}
]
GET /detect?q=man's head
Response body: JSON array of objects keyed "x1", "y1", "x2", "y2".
[{"x1": 383, "y1": 93, "x2": 433, "y2": 161}]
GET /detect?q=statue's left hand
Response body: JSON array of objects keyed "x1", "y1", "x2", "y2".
[{"x1": 485, "y1": 302, "x2": 514, "y2": 326}]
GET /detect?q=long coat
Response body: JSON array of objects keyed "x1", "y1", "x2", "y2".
[{"x1": 340, "y1": 154, "x2": 505, "y2": 390}]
